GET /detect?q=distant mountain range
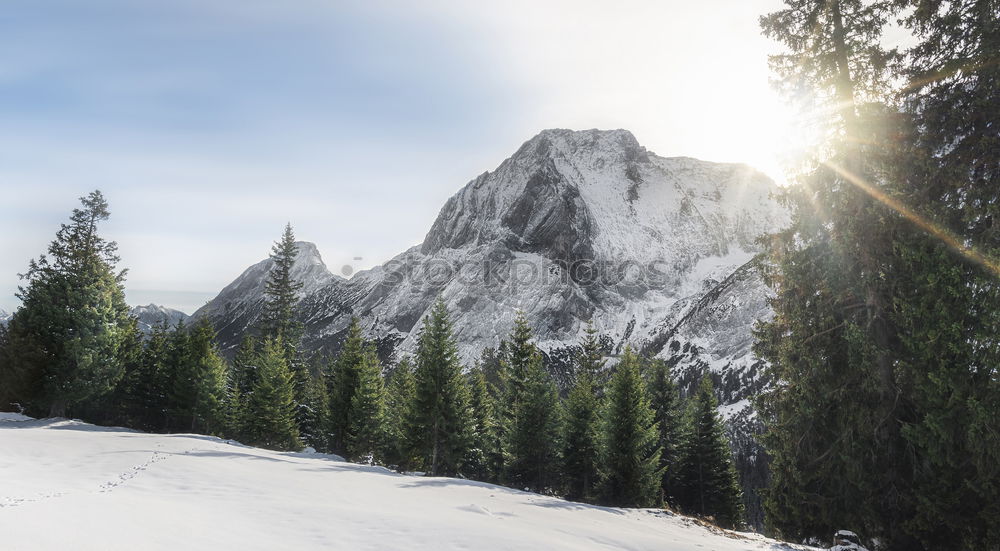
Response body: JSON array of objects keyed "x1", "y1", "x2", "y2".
[{"x1": 130, "y1": 304, "x2": 189, "y2": 333}]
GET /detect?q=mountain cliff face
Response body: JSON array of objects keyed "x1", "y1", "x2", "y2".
[{"x1": 193, "y1": 129, "x2": 788, "y2": 526}]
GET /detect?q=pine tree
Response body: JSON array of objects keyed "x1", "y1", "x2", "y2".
[
  {"x1": 345, "y1": 345, "x2": 388, "y2": 463},
  {"x1": 259, "y1": 224, "x2": 312, "y2": 438},
  {"x1": 673, "y1": 376, "x2": 744, "y2": 529},
  {"x1": 756, "y1": 1, "x2": 915, "y2": 545},
  {"x1": 505, "y1": 350, "x2": 560, "y2": 493},
  {"x1": 2, "y1": 191, "x2": 133, "y2": 417},
  {"x1": 116, "y1": 322, "x2": 170, "y2": 431},
  {"x1": 0, "y1": 323, "x2": 19, "y2": 412},
  {"x1": 230, "y1": 335, "x2": 259, "y2": 397},
  {"x1": 598, "y1": 347, "x2": 661, "y2": 508},
  {"x1": 385, "y1": 356, "x2": 417, "y2": 470},
  {"x1": 761, "y1": 3, "x2": 1000, "y2": 546},
  {"x1": 169, "y1": 319, "x2": 228, "y2": 434},
  {"x1": 562, "y1": 373, "x2": 599, "y2": 501},
  {"x1": 888, "y1": 4, "x2": 1000, "y2": 548},
  {"x1": 501, "y1": 313, "x2": 560, "y2": 492},
  {"x1": 327, "y1": 317, "x2": 366, "y2": 455},
  {"x1": 645, "y1": 358, "x2": 683, "y2": 506},
  {"x1": 466, "y1": 364, "x2": 501, "y2": 482},
  {"x1": 297, "y1": 365, "x2": 330, "y2": 452},
  {"x1": 77, "y1": 318, "x2": 144, "y2": 428},
  {"x1": 577, "y1": 320, "x2": 607, "y2": 387},
  {"x1": 222, "y1": 335, "x2": 257, "y2": 440},
  {"x1": 561, "y1": 322, "x2": 605, "y2": 501},
  {"x1": 244, "y1": 338, "x2": 301, "y2": 451},
  {"x1": 260, "y1": 223, "x2": 304, "y2": 349},
  {"x1": 408, "y1": 300, "x2": 471, "y2": 476},
  {"x1": 477, "y1": 344, "x2": 505, "y2": 393}
]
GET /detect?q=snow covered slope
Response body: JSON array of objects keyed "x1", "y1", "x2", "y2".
[{"x1": 0, "y1": 414, "x2": 815, "y2": 551}]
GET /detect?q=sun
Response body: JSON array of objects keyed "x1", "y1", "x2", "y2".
[{"x1": 738, "y1": 92, "x2": 826, "y2": 187}]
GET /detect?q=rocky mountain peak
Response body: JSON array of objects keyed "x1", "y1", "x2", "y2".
[
  {"x1": 421, "y1": 128, "x2": 784, "y2": 274},
  {"x1": 190, "y1": 240, "x2": 336, "y2": 349},
  {"x1": 130, "y1": 303, "x2": 189, "y2": 334},
  {"x1": 512, "y1": 128, "x2": 649, "y2": 166}
]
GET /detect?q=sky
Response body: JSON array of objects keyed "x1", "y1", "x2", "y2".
[{"x1": 0, "y1": 0, "x2": 792, "y2": 314}]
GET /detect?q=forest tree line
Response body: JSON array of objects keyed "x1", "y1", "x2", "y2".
[{"x1": 0, "y1": 208, "x2": 746, "y2": 529}]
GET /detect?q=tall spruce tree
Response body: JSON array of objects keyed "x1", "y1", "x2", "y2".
[
  {"x1": 225, "y1": 335, "x2": 258, "y2": 440},
  {"x1": 230, "y1": 336, "x2": 259, "y2": 398},
  {"x1": 598, "y1": 347, "x2": 662, "y2": 508},
  {"x1": 495, "y1": 313, "x2": 532, "y2": 467},
  {"x1": 577, "y1": 321, "x2": 607, "y2": 386},
  {"x1": 297, "y1": 364, "x2": 330, "y2": 452},
  {"x1": 507, "y1": 351, "x2": 560, "y2": 493},
  {"x1": 327, "y1": 317, "x2": 366, "y2": 455},
  {"x1": 646, "y1": 358, "x2": 683, "y2": 506},
  {"x1": 561, "y1": 322, "x2": 605, "y2": 501},
  {"x1": 169, "y1": 319, "x2": 228, "y2": 434},
  {"x1": 118, "y1": 322, "x2": 172, "y2": 431},
  {"x1": 244, "y1": 338, "x2": 301, "y2": 451},
  {"x1": 1, "y1": 191, "x2": 133, "y2": 417},
  {"x1": 466, "y1": 364, "x2": 502, "y2": 482},
  {"x1": 756, "y1": 1, "x2": 916, "y2": 546},
  {"x1": 889, "y1": 3, "x2": 1000, "y2": 548},
  {"x1": 78, "y1": 319, "x2": 144, "y2": 428},
  {"x1": 673, "y1": 376, "x2": 744, "y2": 529},
  {"x1": 385, "y1": 356, "x2": 417, "y2": 470},
  {"x1": 502, "y1": 312, "x2": 560, "y2": 492},
  {"x1": 259, "y1": 224, "x2": 312, "y2": 438},
  {"x1": 260, "y1": 223, "x2": 304, "y2": 349},
  {"x1": 345, "y1": 345, "x2": 388, "y2": 463},
  {"x1": 408, "y1": 300, "x2": 471, "y2": 476}
]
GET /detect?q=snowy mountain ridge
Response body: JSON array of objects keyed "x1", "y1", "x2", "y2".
[{"x1": 195, "y1": 129, "x2": 786, "y2": 362}]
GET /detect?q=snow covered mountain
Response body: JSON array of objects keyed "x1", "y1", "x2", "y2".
[
  {"x1": 193, "y1": 128, "x2": 788, "y2": 525},
  {"x1": 195, "y1": 130, "x2": 785, "y2": 363},
  {"x1": 0, "y1": 308, "x2": 10, "y2": 327},
  {"x1": 0, "y1": 412, "x2": 817, "y2": 551},
  {"x1": 197, "y1": 129, "x2": 784, "y2": 358},
  {"x1": 130, "y1": 304, "x2": 190, "y2": 334},
  {"x1": 191, "y1": 241, "x2": 339, "y2": 348}
]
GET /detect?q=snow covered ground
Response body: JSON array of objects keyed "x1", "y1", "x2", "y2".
[{"x1": 0, "y1": 413, "x2": 814, "y2": 550}]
